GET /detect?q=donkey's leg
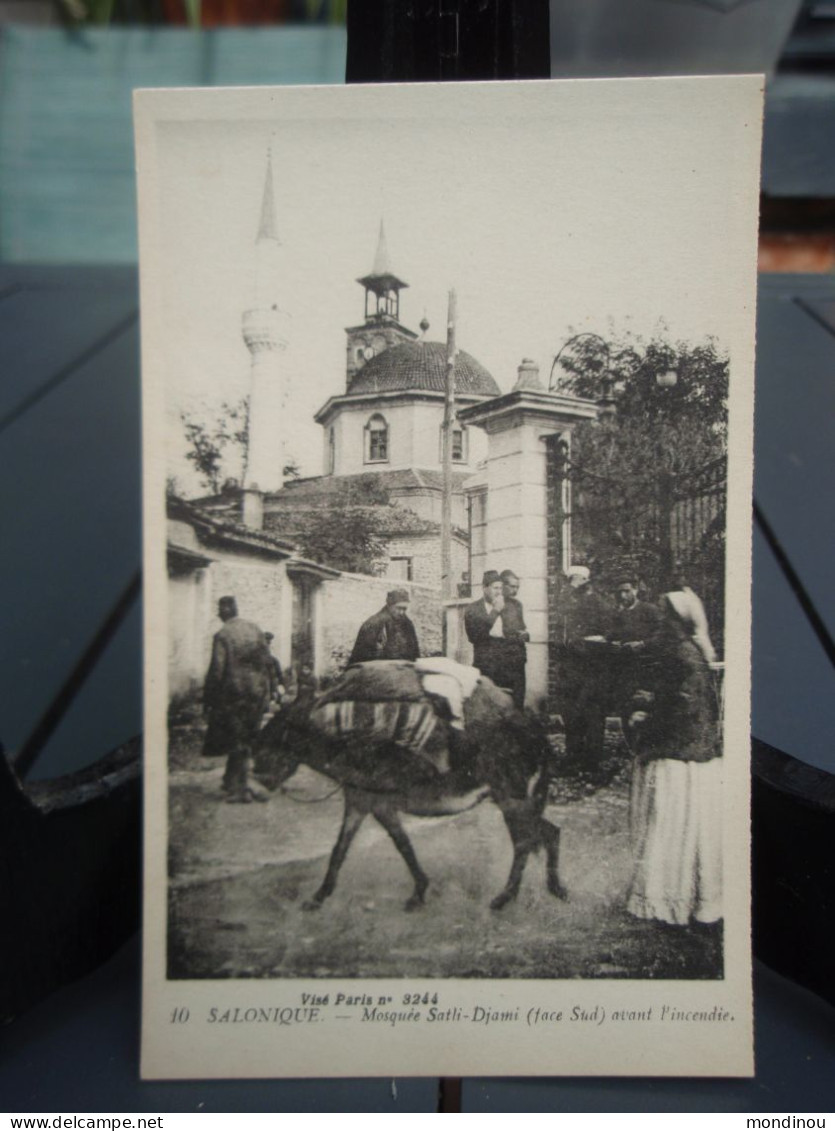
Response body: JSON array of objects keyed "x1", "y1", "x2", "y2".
[
  {"x1": 491, "y1": 800, "x2": 536, "y2": 911},
  {"x1": 303, "y1": 797, "x2": 367, "y2": 911},
  {"x1": 373, "y1": 805, "x2": 429, "y2": 911},
  {"x1": 540, "y1": 816, "x2": 568, "y2": 901}
]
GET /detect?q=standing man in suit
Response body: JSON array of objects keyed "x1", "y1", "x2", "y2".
[
  {"x1": 464, "y1": 570, "x2": 508, "y2": 694},
  {"x1": 498, "y1": 569, "x2": 530, "y2": 710},
  {"x1": 203, "y1": 595, "x2": 273, "y2": 803}
]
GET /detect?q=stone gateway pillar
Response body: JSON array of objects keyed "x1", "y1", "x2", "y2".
[{"x1": 458, "y1": 360, "x2": 597, "y2": 709}]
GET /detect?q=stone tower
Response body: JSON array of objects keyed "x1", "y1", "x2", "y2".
[
  {"x1": 344, "y1": 220, "x2": 417, "y2": 388},
  {"x1": 242, "y1": 153, "x2": 290, "y2": 500}
]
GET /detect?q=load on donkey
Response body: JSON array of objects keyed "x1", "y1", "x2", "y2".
[{"x1": 253, "y1": 658, "x2": 568, "y2": 912}]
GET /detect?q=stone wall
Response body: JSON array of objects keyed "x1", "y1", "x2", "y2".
[
  {"x1": 209, "y1": 552, "x2": 291, "y2": 665},
  {"x1": 319, "y1": 572, "x2": 442, "y2": 675},
  {"x1": 167, "y1": 526, "x2": 293, "y2": 703},
  {"x1": 384, "y1": 532, "x2": 468, "y2": 591},
  {"x1": 167, "y1": 520, "x2": 444, "y2": 703},
  {"x1": 168, "y1": 568, "x2": 212, "y2": 698}
]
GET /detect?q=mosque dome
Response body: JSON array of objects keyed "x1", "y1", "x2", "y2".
[{"x1": 347, "y1": 340, "x2": 500, "y2": 398}]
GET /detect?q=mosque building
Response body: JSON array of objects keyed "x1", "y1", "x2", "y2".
[{"x1": 209, "y1": 158, "x2": 504, "y2": 593}]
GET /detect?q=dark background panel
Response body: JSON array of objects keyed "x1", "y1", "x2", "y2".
[
  {"x1": 460, "y1": 964, "x2": 835, "y2": 1112},
  {"x1": 0, "y1": 318, "x2": 140, "y2": 762},
  {"x1": 754, "y1": 276, "x2": 835, "y2": 649},
  {"x1": 0, "y1": 936, "x2": 439, "y2": 1113}
]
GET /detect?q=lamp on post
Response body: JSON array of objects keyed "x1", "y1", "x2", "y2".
[
  {"x1": 550, "y1": 332, "x2": 616, "y2": 416},
  {"x1": 655, "y1": 367, "x2": 678, "y2": 389},
  {"x1": 550, "y1": 333, "x2": 644, "y2": 419},
  {"x1": 550, "y1": 332, "x2": 679, "y2": 413}
]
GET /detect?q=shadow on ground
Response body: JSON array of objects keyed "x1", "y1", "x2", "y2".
[{"x1": 166, "y1": 720, "x2": 722, "y2": 982}]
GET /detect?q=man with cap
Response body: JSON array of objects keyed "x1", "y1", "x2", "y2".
[
  {"x1": 464, "y1": 570, "x2": 509, "y2": 692},
  {"x1": 557, "y1": 566, "x2": 611, "y2": 767},
  {"x1": 349, "y1": 589, "x2": 421, "y2": 665},
  {"x1": 497, "y1": 569, "x2": 530, "y2": 710},
  {"x1": 203, "y1": 596, "x2": 274, "y2": 803}
]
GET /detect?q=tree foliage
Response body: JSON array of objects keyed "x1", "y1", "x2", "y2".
[
  {"x1": 289, "y1": 506, "x2": 391, "y2": 575},
  {"x1": 180, "y1": 397, "x2": 299, "y2": 494},
  {"x1": 265, "y1": 480, "x2": 396, "y2": 575},
  {"x1": 553, "y1": 331, "x2": 729, "y2": 605}
]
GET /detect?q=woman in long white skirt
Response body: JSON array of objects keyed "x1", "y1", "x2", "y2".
[{"x1": 626, "y1": 590, "x2": 722, "y2": 927}]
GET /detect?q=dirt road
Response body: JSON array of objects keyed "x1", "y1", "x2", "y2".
[{"x1": 167, "y1": 739, "x2": 721, "y2": 982}]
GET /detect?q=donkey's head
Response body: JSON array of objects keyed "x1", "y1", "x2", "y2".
[{"x1": 252, "y1": 711, "x2": 303, "y2": 791}]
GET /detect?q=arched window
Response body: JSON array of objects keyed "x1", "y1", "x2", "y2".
[{"x1": 365, "y1": 414, "x2": 389, "y2": 463}]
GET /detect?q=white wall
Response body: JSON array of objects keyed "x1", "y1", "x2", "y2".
[{"x1": 327, "y1": 399, "x2": 486, "y2": 476}]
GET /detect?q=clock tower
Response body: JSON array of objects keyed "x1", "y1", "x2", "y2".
[{"x1": 344, "y1": 221, "x2": 417, "y2": 388}]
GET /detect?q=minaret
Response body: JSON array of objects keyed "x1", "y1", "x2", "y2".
[
  {"x1": 345, "y1": 220, "x2": 417, "y2": 388},
  {"x1": 242, "y1": 153, "x2": 290, "y2": 519}
]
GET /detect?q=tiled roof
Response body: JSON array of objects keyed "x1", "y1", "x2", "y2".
[
  {"x1": 265, "y1": 468, "x2": 472, "y2": 501},
  {"x1": 263, "y1": 505, "x2": 467, "y2": 543},
  {"x1": 167, "y1": 496, "x2": 296, "y2": 556},
  {"x1": 347, "y1": 340, "x2": 500, "y2": 397}
]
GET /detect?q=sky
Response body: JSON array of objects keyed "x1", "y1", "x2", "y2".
[{"x1": 147, "y1": 79, "x2": 762, "y2": 492}]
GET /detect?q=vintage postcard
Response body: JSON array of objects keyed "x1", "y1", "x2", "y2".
[{"x1": 136, "y1": 76, "x2": 762, "y2": 1079}]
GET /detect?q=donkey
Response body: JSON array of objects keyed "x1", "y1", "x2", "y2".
[{"x1": 252, "y1": 663, "x2": 568, "y2": 913}]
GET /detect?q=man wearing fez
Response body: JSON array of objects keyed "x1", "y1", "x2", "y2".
[
  {"x1": 203, "y1": 596, "x2": 273, "y2": 803},
  {"x1": 464, "y1": 570, "x2": 508, "y2": 693},
  {"x1": 497, "y1": 569, "x2": 530, "y2": 710},
  {"x1": 349, "y1": 588, "x2": 421, "y2": 664}
]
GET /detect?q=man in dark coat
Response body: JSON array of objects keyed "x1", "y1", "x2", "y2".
[
  {"x1": 497, "y1": 569, "x2": 530, "y2": 710},
  {"x1": 608, "y1": 574, "x2": 664, "y2": 726},
  {"x1": 555, "y1": 566, "x2": 611, "y2": 767},
  {"x1": 203, "y1": 596, "x2": 273, "y2": 803},
  {"x1": 464, "y1": 570, "x2": 507, "y2": 691},
  {"x1": 349, "y1": 589, "x2": 421, "y2": 665}
]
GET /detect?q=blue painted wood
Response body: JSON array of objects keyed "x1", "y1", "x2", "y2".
[
  {"x1": 25, "y1": 595, "x2": 142, "y2": 783},
  {"x1": 0, "y1": 26, "x2": 346, "y2": 265},
  {"x1": 0, "y1": 320, "x2": 140, "y2": 760},
  {"x1": 0, "y1": 937, "x2": 438, "y2": 1112},
  {"x1": 755, "y1": 275, "x2": 835, "y2": 649},
  {"x1": 0, "y1": 267, "x2": 137, "y2": 427},
  {"x1": 752, "y1": 525, "x2": 835, "y2": 774},
  {"x1": 802, "y1": 297, "x2": 835, "y2": 336},
  {"x1": 209, "y1": 25, "x2": 346, "y2": 85},
  {"x1": 762, "y1": 74, "x2": 835, "y2": 198},
  {"x1": 460, "y1": 963, "x2": 835, "y2": 1111}
]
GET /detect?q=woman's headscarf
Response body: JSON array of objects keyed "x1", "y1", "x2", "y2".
[{"x1": 663, "y1": 588, "x2": 716, "y2": 663}]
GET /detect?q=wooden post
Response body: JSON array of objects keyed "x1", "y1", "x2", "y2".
[{"x1": 441, "y1": 288, "x2": 457, "y2": 606}]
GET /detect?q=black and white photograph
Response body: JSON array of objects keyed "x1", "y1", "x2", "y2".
[{"x1": 137, "y1": 77, "x2": 760, "y2": 1078}]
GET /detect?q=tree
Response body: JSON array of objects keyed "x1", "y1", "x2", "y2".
[
  {"x1": 264, "y1": 478, "x2": 397, "y2": 575},
  {"x1": 552, "y1": 330, "x2": 729, "y2": 609},
  {"x1": 180, "y1": 397, "x2": 299, "y2": 494},
  {"x1": 290, "y1": 507, "x2": 391, "y2": 574}
]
